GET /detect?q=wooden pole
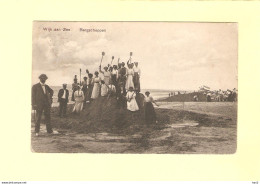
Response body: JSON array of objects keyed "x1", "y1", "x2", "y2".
[
  {"x1": 129, "y1": 52, "x2": 133, "y2": 63},
  {"x1": 111, "y1": 56, "x2": 114, "y2": 65},
  {"x1": 80, "y1": 68, "x2": 82, "y2": 85},
  {"x1": 100, "y1": 52, "x2": 105, "y2": 66}
]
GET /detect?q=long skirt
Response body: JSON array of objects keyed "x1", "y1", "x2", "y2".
[
  {"x1": 144, "y1": 102, "x2": 156, "y2": 123},
  {"x1": 118, "y1": 76, "x2": 126, "y2": 95},
  {"x1": 82, "y1": 87, "x2": 88, "y2": 101},
  {"x1": 73, "y1": 101, "x2": 83, "y2": 113},
  {"x1": 91, "y1": 83, "x2": 101, "y2": 99},
  {"x1": 101, "y1": 84, "x2": 109, "y2": 97},
  {"x1": 127, "y1": 98, "x2": 139, "y2": 112},
  {"x1": 85, "y1": 85, "x2": 93, "y2": 101},
  {"x1": 133, "y1": 72, "x2": 140, "y2": 92},
  {"x1": 71, "y1": 89, "x2": 76, "y2": 101},
  {"x1": 125, "y1": 75, "x2": 134, "y2": 90},
  {"x1": 111, "y1": 74, "x2": 117, "y2": 86},
  {"x1": 104, "y1": 76, "x2": 110, "y2": 85}
]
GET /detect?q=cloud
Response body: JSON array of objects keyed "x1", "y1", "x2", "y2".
[{"x1": 32, "y1": 22, "x2": 237, "y2": 90}]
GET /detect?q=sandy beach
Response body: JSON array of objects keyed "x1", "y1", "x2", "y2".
[{"x1": 31, "y1": 97, "x2": 237, "y2": 154}]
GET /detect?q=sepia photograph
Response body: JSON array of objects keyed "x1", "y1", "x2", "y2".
[{"x1": 31, "y1": 21, "x2": 238, "y2": 153}]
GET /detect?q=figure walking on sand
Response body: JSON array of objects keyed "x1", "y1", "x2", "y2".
[
  {"x1": 126, "y1": 87, "x2": 139, "y2": 112},
  {"x1": 91, "y1": 71, "x2": 101, "y2": 99},
  {"x1": 144, "y1": 91, "x2": 159, "y2": 124},
  {"x1": 72, "y1": 85, "x2": 84, "y2": 113}
]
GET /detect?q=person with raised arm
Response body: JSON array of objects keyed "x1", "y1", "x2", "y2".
[
  {"x1": 99, "y1": 65, "x2": 111, "y2": 86},
  {"x1": 133, "y1": 62, "x2": 141, "y2": 93},
  {"x1": 125, "y1": 62, "x2": 135, "y2": 91}
]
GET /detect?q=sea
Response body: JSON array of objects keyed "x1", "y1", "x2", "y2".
[{"x1": 50, "y1": 85, "x2": 188, "y2": 107}]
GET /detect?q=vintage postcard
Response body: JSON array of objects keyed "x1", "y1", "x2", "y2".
[{"x1": 31, "y1": 21, "x2": 238, "y2": 154}]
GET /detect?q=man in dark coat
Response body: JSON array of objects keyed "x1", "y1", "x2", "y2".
[
  {"x1": 58, "y1": 84, "x2": 69, "y2": 117},
  {"x1": 118, "y1": 62, "x2": 127, "y2": 95},
  {"x1": 32, "y1": 74, "x2": 55, "y2": 136}
]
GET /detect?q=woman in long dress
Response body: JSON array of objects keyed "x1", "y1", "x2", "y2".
[
  {"x1": 101, "y1": 80, "x2": 109, "y2": 97},
  {"x1": 125, "y1": 63, "x2": 135, "y2": 90},
  {"x1": 126, "y1": 87, "x2": 139, "y2": 112},
  {"x1": 144, "y1": 91, "x2": 159, "y2": 124},
  {"x1": 99, "y1": 66, "x2": 111, "y2": 85},
  {"x1": 133, "y1": 62, "x2": 141, "y2": 93},
  {"x1": 72, "y1": 85, "x2": 84, "y2": 114},
  {"x1": 91, "y1": 71, "x2": 101, "y2": 99}
]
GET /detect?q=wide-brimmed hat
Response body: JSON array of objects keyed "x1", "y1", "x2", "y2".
[{"x1": 39, "y1": 74, "x2": 48, "y2": 79}]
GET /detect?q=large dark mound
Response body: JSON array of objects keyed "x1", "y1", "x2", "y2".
[{"x1": 51, "y1": 93, "x2": 169, "y2": 134}]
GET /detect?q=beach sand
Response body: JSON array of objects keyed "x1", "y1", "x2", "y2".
[{"x1": 31, "y1": 97, "x2": 237, "y2": 154}]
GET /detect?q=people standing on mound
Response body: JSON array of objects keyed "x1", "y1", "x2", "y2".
[
  {"x1": 72, "y1": 85, "x2": 84, "y2": 114},
  {"x1": 91, "y1": 71, "x2": 101, "y2": 99},
  {"x1": 126, "y1": 87, "x2": 139, "y2": 112},
  {"x1": 58, "y1": 83, "x2": 69, "y2": 117},
  {"x1": 144, "y1": 91, "x2": 159, "y2": 124}
]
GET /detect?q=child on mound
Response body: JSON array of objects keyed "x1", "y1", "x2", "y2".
[{"x1": 126, "y1": 87, "x2": 139, "y2": 112}]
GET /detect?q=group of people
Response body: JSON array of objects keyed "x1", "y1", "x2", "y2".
[
  {"x1": 71, "y1": 61, "x2": 142, "y2": 113},
  {"x1": 31, "y1": 61, "x2": 159, "y2": 136},
  {"x1": 190, "y1": 88, "x2": 237, "y2": 102},
  {"x1": 205, "y1": 88, "x2": 238, "y2": 102}
]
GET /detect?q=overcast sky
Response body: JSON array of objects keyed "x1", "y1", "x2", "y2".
[{"x1": 32, "y1": 22, "x2": 237, "y2": 90}]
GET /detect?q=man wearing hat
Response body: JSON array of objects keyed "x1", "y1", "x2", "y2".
[
  {"x1": 32, "y1": 74, "x2": 54, "y2": 136},
  {"x1": 58, "y1": 83, "x2": 69, "y2": 117}
]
